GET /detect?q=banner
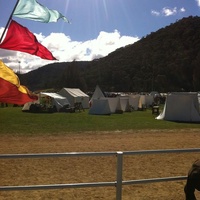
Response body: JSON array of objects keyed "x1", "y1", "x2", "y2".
[
  {"x1": 0, "y1": 20, "x2": 56, "y2": 60},
  {"x1": 13, "y1": 0, "x2": 69, "y2": 23},
  {"x1": 0, "y1": 60, "x2": 38, "y2": 105}
]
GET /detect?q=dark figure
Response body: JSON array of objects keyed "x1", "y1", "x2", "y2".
[{"x1": 184, "y1": 159, "x2": 200, "y2": 200}]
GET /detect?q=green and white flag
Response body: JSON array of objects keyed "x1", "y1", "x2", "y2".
[{"x1": 13, "y1": 0, "x2": 69, "y2": 23}]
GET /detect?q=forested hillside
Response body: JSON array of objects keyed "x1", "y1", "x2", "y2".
[{"x1": 19, "y1": 16, "x2": 200, "y2": 93}]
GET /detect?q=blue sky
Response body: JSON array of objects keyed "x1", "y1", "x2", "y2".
[{"x1": 0, "y1": 0, "x2": 200, "y2": 73}]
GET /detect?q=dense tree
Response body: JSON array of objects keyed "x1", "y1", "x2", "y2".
[{"x1": 20, "y1": 16, "x2": 200, "y2": 93}]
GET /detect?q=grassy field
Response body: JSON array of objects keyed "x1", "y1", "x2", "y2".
[
  {"x1": 0, "y1": 106, "x2": 200, "y2": 135},
  {"x1": 1, "y1": 106, "x2": 200, "y2": 200}
]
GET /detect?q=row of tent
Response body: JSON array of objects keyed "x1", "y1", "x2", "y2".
[
  {"x1": 22, "y1": 86, "x2": 200, "y2": 123},
  {"x1": 89, "y1": 95, "x2": 154, "y2": 115},
  {"x1": 23, "y1": 86, "x2": 154, "y2": 114},
  {"x1": 22, "y1": 88, "x2": 90, "y2": 112},
  {"x1": 89, "y1": 85, "x2": 154, "y2": 114},
  {"x1": 89, "y1": 86, "x2": 200, "y2": 122}
]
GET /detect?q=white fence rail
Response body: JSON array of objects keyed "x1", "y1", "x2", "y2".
[{"x1": 1, "y1": 148, "x2": 200, "y2": 200}]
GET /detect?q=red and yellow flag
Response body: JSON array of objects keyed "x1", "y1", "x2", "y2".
[{"x1": 0, "y1": 60, "x2": 38, "y2": 105}]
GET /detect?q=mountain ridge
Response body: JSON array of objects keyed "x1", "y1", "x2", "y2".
[{"x1": 19, "y1": 16, "x2": 200, "y2": 93}]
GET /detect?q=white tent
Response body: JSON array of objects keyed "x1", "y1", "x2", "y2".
[
  {"x1": 22, "y1": 92, "x2": 70, "y2": 112},
  {"x1": 89, "y1": 85, "x2": 105, "y2": 107},
  {"x1": 129, "y1": 94, "x2": 140, "y2": 111},
  {"x1": 41, "y1": 92, "x2": 70, "y2": 112},
  {"x1": 107, "y1": 97, "x2": 119, "y2": 113},
  {"x1": 58, "y1": 88, "x2": 89, "y2": 109},
  {"x1": 138, "y1": 95, "x2": 154, "y2": 109},
  {"x1": 117, "y1": 97, "x2": 130, "y2": 112},
  {"x1": 91, "y1": 85, "x2": 105, "y2": 100},
  {"x1": 145, "y1": 95, "x2": 154, "y2": 107},
  {"x1": 89, "y1": 98, "x2": 111, "y2": 115},
  {"x1": 138, "y1": 95, "x2": 146, "y2": 109},
  {"x1": 88, "y1": 95, "x2": 138, "y2": 115},
  {"x1": 156, "y1": 92, "x2": 200, "y2": 122}
]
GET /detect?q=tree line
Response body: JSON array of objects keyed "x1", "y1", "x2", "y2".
[{"x1": 19, "y1": 16, "x2": 200, "y2": 93}]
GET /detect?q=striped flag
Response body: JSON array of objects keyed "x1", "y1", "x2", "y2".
[{"x1": 0, "y1": 60, "x2": 38, "y2": 105}]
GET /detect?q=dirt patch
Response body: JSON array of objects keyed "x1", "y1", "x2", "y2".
[{"x1": 1, "y1": 129, "x2": 200, "y2": 199}]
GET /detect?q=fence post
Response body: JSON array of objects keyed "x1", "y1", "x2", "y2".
[{"x1": 116, "y1": 151, "x2": 123, "y2": 200}]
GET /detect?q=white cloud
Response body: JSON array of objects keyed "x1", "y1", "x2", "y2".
[
  {"x1": 162, "y1": 7, "x2": 177, "y2": 16},
  {"x1": 0, "y1": 28, "x2": 139, "y2": 73},
  {"x1": 196, "y1": 0, "x2": 200, "y2": 7},
  {"x1": 151, "y1": 6, "x2": 185, "y2": 17},
  {"x1": 151, "y1": 10, "x2": 160, "y2": 16},
  {"x1": 180, "y1": 7, "x2": 186, "y2": 12}
]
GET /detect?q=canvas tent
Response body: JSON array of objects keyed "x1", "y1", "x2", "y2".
[
  {"x1": 58, "y1": 88, "x2": 89, "y2": 109},
  {"x1": 138, "y1": 95, "x2": 154, "y2": 109},
  {"x1": 40, "y1": 92, "x2": 70, "y2": 112},
  {"x1": 117, "y1": 97, "x2": 130, "y2": 112},
  {"x1": 22, "y1": 92, "x2": 70, "y2": 112},
  {"x1": 89, "y1": 96, "x2": 131, "y2": 115},
  {"x1": 108, "y1": 94, "x2": 141, "y2": 112},
  {"x1": 156, "y1": 92, "x2": 200, "y2": 122},
  {"x1": 90, "y1": 85, "x2": 105, "y2": 101},
  {"x1": 89, "y1": 98, "x2": 111, "y2": 115},
  {"x1": 129, "y1": 94, "x2": 140, "y2": 111},
  {"x1": 107, "y1": 97, "x2": 119, "y2": 113}
]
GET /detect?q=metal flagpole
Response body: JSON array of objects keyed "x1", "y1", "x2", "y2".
[{"x1": 0, "y1": 0, "x2": 20, "y2": 44}]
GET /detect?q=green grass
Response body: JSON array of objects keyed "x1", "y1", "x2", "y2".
[{"x1": 0, "y1": 106, "x2": 200, "y2": 135}]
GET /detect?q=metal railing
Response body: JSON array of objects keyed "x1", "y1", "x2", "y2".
[{"x1": 1, "y1": 148, "x2": 200, "y2": 200}]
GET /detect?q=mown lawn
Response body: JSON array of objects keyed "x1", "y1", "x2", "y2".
[{"x1": 0, "y1": 106, "x2": 200, "y2": 135}]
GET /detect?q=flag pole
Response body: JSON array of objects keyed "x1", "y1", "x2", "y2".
[{"x1": 0, "y1": 0, "x2": 20, "y2": 44}]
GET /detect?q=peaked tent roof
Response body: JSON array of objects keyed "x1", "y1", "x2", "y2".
[{"x1": 91, "y1": 85, "x2": 105, "y2": 100}]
